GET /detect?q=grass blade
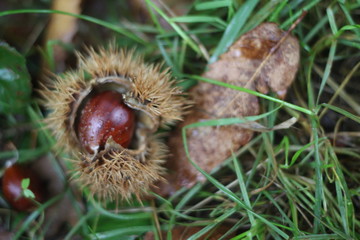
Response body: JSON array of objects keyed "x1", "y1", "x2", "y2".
[{"x1": 209, "y1": 0, "x2": 259, "y2": 63}]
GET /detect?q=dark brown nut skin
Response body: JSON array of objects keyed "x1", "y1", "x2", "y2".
[
  {"x1": 2, "y1": 164, "x2": 44, "y2": 212},
  {"x1": 77, "y1": 90, "x2": 136, "y2": 154}
]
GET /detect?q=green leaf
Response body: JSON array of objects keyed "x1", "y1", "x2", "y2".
[
  {"x1": 195, "y1": 0, "x2": 232, "y2": 11},
  {"x1": 322, "y1": 103, "x2": 360, "y2": 124},
  {"x1": 23, "y1": 189, "x2": 35, "y2": 199},
  {"x1": 21, "y1": 178, "x2": 30, "y2": 189},
  {"x1": 22, "y1": 178, "x2": 35, "y2": 199},
  {"x1": 0, "y1": 42, "x2": 32, "y2": 113},
  {"x1": 0, "y1": 10, "x2": 146, "y2": 45}
]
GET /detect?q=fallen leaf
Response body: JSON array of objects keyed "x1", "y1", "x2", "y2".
[
  {"x1": 44, "y1": 0, "x2": 82, "y2": 72},
  {"x1": 157, "y1": 22, "x2": 300, "y2": 195},
  {"x1": 45, "y1": 0, "x2": 81, "y2": 43},
  {"x1": 238, "y1": 117, "x2": 298, "y2": 132}
]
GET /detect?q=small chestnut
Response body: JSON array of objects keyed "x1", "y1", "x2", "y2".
[
  {"x1": 41, "y1": 45, "x2": 187, "y2": 201},
  {"x1": 77, "y1": 90, "x2": 136, "y2": 154},
  {"x1": 2, "y1": 164, "x2": 44, "y2": 212}
]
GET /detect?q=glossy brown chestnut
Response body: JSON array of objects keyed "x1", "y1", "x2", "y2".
[
  {"x1": 77, "y1": 90, "x2": 136, "y2": 154},
  {"x1": 2, "y1": 164, "x2": 44, "y2": 212}
]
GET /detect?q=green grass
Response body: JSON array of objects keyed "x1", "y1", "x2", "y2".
[{"x1": 0, "y1": 0, "x2": 360, "y2": 239}]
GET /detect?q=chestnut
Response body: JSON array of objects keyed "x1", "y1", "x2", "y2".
[
  {"x1": 2, "y1": 164, "x2": 44, "y2": 212},
  {"x1": 77, "y1": 90, "x2": 135, "y2": 154},
  {"x1": 41, "y1": 45, "x2": 187, "y2": 201}
]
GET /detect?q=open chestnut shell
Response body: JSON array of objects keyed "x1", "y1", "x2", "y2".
[{"x1": 41, "y1": 46, "x2": 187, "y2": 201}]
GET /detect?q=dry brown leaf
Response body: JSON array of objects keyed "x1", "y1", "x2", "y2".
[
  {"x1": 44, "y1": 0, "x2": 82, "y2": 72},
  {"x1": 237, "y1": 117, "x2": 297, "y2": 132},
  {"x1": 45, "y1": 0, "x2": 81, "y2": 43},
  {"x1": 157, "y1": 22, "x2": 300, "y2": 195}
]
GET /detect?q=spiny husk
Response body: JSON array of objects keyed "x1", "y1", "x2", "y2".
[
  {"x1": 77, "y1": 45, "x2": 186, "y2": 127},
  {"x1": 39, "y1": 70, "x2": 87, "y2": 155},
  {"x1": 40, "y1": 44, "x2": 188, "y2": 201},
  {"x1": 72, "y1": 135, "x2": 167, "y2": 202}
]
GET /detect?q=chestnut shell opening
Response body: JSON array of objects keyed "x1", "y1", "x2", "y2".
[
  {"x1": 73, "y1": 80, "x2": 157, "y2": 157},
  {"x1": 75, "y1": 89, "x2": 136, "y2": 154}
]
